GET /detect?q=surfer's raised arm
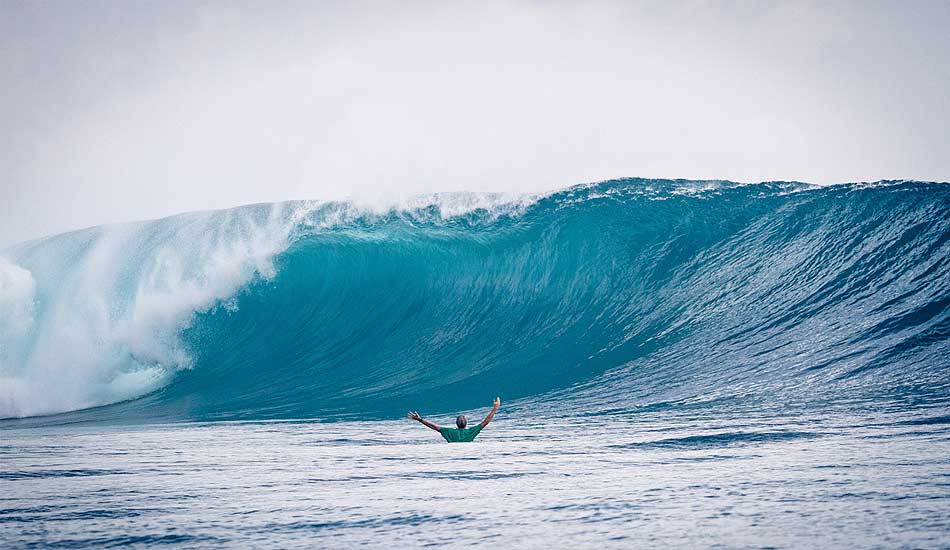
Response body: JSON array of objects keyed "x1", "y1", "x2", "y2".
[
  {"x1": 407, "y1": 411, "x2": 441, "y2": 432},
  {"x1": 480, "y1": 397, "x2": 501, "y2": 429}
]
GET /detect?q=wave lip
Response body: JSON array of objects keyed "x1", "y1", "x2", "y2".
[{"x1": 1, "y1": 179, "x2": 949, "y2": 423}]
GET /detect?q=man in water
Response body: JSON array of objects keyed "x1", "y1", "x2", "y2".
[{"x1": 408, "y1": 397, "x2": 500, "y2": 443}]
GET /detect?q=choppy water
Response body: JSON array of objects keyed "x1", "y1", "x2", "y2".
[{"x1": 3, "y1": 400, "x2": 950, "y2": 548}]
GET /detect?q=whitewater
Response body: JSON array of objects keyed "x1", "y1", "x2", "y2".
[{"x1": 2, "y1": 178, "x2": 949, "y2": 548}]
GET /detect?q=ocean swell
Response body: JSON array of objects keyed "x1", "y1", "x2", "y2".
[{"x1": 1, "y1": 179, "x2": 948, "y2": 423}]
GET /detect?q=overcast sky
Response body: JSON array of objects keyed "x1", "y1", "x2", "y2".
[{"x1": 2, "y1": 0, "x2": 949, "y2": 246}]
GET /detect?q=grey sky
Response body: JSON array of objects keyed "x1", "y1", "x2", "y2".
[{"x1": 2, "y1": 0, "x2": 949, "y2": 246}]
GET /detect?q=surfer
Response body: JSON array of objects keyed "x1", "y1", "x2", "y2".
[{"x1": 408, "y1": 397, "x2": 500, "y2": 443}]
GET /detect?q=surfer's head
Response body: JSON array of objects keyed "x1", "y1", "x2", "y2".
[{"x1": 456, "y1": 415, "x2": 468, "y2": 429}]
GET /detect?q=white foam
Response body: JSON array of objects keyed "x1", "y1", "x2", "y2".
[
  {"x1": 0, "y1": 256, "x2": 36, "y2": 339},
  {"x1": 0, "y1": 202, "x2": 313, "y2": 418},
  {"x1": 311, "y1": 190, "x2": 546, "y2": 227}
]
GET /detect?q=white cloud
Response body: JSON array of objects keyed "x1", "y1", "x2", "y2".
[{"x1": 2, "y1": 0, "x2": 948, "y2": 246}]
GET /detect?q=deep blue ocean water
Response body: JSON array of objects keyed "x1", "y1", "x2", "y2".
[{"x1": 1, "y1": 179, "x2": 948, "y2": 547}]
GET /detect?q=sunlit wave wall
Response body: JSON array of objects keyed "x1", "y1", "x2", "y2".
[{"x1": 1, "y1": 179, "x2": 947, "y2": 423}]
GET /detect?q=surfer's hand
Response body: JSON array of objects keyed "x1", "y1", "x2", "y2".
[
  {"x1": 493, "y1": 397, "x2": 500, "y2": 408},
  {"x1": 408, "y1": 411, "x2": 421, "y2": 421}
]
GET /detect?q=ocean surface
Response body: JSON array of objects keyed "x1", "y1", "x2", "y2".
[{"x1": 1, "y1": 179, "x2": 949, "y2": 548}]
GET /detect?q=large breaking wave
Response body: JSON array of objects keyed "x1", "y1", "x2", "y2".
[{"x1": 1, "y1": 179, "x2": 948, "y2": 424}]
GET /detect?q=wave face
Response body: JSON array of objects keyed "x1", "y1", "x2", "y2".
[{"x1": 1, "y1": 179, "x2": 948, "y2": 423}]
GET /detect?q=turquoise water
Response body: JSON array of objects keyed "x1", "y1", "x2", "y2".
[{"x1": 1, "y1": 179, "x2": 949, "y2": 547}]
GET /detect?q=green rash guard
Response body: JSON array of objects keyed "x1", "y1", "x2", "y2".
[{"x1": 439, "y1": 424, "x2": 483, "y2": 443}]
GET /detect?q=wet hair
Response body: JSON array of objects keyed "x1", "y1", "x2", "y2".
[{"x1": 456, "y1": 415, "x2": 467, "y2": 429}]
